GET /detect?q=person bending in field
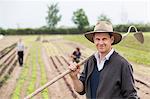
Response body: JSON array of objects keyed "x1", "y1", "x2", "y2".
[{"x1": 71, "y1": 47, "x2": 81, "y2": 63}]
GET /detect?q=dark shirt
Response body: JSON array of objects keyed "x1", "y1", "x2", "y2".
[
  {"x1": 72, "y1": 51, "x2": 81, "y2": 63},
  {"x1": 73, "y1": 51, "x2": 81, "y2": 58},
  {"x1": 78, "y1": 51, "x2": 139, "y2": 99}
]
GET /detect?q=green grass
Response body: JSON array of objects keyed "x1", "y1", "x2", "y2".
[
  {"x1": 63, "y1": 33, "x2": 150, "y2": 66},
  {"x1": 64, "y1": 34, "x2": 95, "y2": 49}
]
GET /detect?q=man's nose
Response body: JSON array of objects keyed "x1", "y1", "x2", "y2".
[{"x1": 97, "y1": 40, "x2": 104, "y2": 44}]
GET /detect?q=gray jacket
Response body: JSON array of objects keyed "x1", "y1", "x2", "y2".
[{"x1": 78, "y1": 51, "x2": 139, "y2": 99}]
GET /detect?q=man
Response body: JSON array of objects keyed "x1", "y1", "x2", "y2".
[
  {"x1": 17, "y1": 39, "x2": 24, "y2": 66},
  {"x1": 69, "y1": 21, "x2": 139, "y2": 99}
]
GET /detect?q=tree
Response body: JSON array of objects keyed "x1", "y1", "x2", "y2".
[
  {"x1": 98, "y1": 14, "x2": 111, "y2": 23},
  {"x1": 72, "y1": 8, "x2": 89, "y2": 31},
  {"x1": 46, "y1": 3, "x2": 61, "y2": 29}
]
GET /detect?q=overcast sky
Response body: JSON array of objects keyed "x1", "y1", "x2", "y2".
[{"x1": 0, "y1": 0, "x2": 150, "y2": 29}]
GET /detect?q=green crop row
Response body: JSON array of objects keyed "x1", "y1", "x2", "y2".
[
  {"x1": 26, "y1": 43, "x2": 37, "y2": 95},
  {"x1": 12, "y1": 41, "x2": 49, "y2": 99},
  {"x1": 38, "y1": 42, "x2": 49, "y2": 99},
  {"x1": 12, "y1": 45, "x2": 33, "y2": 99}
]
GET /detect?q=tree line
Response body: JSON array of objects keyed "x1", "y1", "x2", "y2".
[{"x1": 0, "y1": 3, "x2": 150, "y2": 35}]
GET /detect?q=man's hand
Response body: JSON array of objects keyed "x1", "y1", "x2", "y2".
[
  {"x1": 69, "y1": 62, "x2": 80, "y2": 79},
  {"x1": 68, "y1": 61, "x2": 84, "y2": 92}
]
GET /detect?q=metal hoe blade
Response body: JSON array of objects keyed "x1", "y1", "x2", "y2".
[
  {"x1": 122, "y1": 25, "x2": 144, "y2": 44},
  {"x1": 134, "y1": 32, "x2": 144, "y2": 44}
]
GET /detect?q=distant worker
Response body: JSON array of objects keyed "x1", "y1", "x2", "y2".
[
  {"x1": 71, "y1": 47, "x2": 81, "y2": 63},
  {"x1": 17, "y1": 39, "x2": 24, "y2": 66}
]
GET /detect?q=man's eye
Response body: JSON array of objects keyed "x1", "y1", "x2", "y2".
[
  {"x1": 96, "y1": 38, "x2": 100, "y2": 41},
  {"x1": 103, "y1": 38, "x2": 107, "y2": 40}
]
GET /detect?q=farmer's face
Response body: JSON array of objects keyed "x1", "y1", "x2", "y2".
[{"x1": 94, "y1": 33, "x2": 114, "y2": 54}]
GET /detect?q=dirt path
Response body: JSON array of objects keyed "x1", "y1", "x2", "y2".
[
  {"x1": 135, "y1": 82, "x2": 150, "y2": 99},
  {"x1": 132, "y1": 62, "x2": 150, "y2": 99},
  {"x1": 57, "y1": 55, "x2": 86, "y2": 99},
  {"x1": 33, "y1": 48, "x2": 42, "y2": 99},
  {"x1": 42, "y1": 46, "x2": 79, "y2": 99},
  {"x1": 50, "y1": 56, "x2": 79, "y2": 98},
  {"x1": 132, "y1": 62, "x2": 150, "y2": 85},
  {"x1": 0, "y1": 46, "x2": 30, "y2": 99},
  {"x1": 0, "y1": 36, "x2": 19, "y2": 51},
  {"x1": 42, "y1": 47, "x2": 67, "y2": 99},
  {"x1": 42, "y1": 40, "x2": 86, "y2": 99},
  {"x1": 41, "y1": 47, "x2": 51, "y2": 98}
]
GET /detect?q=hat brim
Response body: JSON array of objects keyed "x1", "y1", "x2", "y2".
[{"x1": 84, "y1": 31, "x2": 122, "y2": 45}]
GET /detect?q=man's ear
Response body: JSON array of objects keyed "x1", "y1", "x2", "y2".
[{"x1": 111, "y1": 36, "x2": 114, "y2": 44}]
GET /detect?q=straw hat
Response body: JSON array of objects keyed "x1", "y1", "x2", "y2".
[{"x1": 84, "y1": 21, "x2": 122, "y2": 45}]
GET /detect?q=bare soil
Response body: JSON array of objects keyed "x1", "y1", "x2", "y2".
[{"x1": 0, "y1": 37, "x2": 149, "y2": 99}]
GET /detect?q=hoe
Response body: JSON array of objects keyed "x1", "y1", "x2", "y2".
[{"x1": 24, "y1": 25, "x2": 144, "y2": 99}]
